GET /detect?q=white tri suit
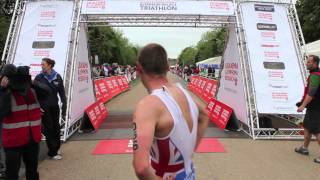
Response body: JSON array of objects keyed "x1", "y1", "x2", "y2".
[{"x1": 150, "y1": 84, "x2": 199, "y2": 180}]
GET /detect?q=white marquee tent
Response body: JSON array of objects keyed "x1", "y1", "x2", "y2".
[
  {"x1": 303, "y1": 39, "x2": 320, "y2": 57},
  {"x1": 196, "y1": 56, "x2": 222, "y2": 68}
]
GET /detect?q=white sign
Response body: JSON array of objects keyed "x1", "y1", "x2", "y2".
[
  {"x1": 241, "y1": 3, "x2": 304, "y2": 114},
  {"x1": 13, "y1": 1, "x2": 74, "y2": 78},
  {"x1": 81, "y1": 0, "x2": 234, "y2": 16},
  {"x1": 70, "y1": 24, "x2": 96, "y2": 125},
  {"x1": 217, "y1": 24, "x2": 249, "y2": 125}
]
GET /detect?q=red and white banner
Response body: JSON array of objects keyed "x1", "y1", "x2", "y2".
[
  {"x1": 13, "y1": 1, "x2": 74, "y2": 79},
  {"x1": 69, "y1": 24, "x2": 95, "y2": 125},
  {"x1": 111, "y1": 76, "x2": 121, "y2": 96},
  {"x1": 94, "y1": 78, "x2": 112, "y2": 102},
  {"x1": 241, "y1": 3, "x2": 304, "y2": 114},
  {"x1": 217, "y1": 24, "x2": 248, "y2": 125},
  {"x1": 206, "y1": 98, "x2": 233, "y2": 129},
  {"x1": 121, "y1": 76, "x2": 129, "y2": 89},
  {"x1": 188, "y1": 75, "x2": 218, "y2": 103},
  {"x1": 85, "y1": 100, "x2": 108, "y2": 130},
  {"x1": 81, "y1": 0, "x2": 234, "y2": 16},
  {"x1": 94, "y1": 75, "x2": 130, "y2": 103}
]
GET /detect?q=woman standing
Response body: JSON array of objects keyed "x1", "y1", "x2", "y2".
[{"x1": 35, "y1": 58, "x2": 66, "y2": 160}]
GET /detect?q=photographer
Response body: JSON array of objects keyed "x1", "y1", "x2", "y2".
[{"x1": 0, "y1": 64, "x2": 44, "y2": 180}]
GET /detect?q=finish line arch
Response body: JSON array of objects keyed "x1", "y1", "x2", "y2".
[{"x1": 2, "y1": 0, "x2": 307, "y2": 140}]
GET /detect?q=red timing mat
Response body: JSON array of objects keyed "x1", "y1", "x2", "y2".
[
  {"x1": 92, "y1": 139, "x2": 133, "y2": 155},
  {"x1": 92, "y1": 138, "x2": 225, "y2": 155},
  {"x1": 195, "y1": 138, "x2": 225, "y2": 153}
]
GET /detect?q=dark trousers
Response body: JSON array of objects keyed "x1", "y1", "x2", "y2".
[
  {"x1": 4, "y1": 142, "x2": 39, "y2": 180},
  {"x1": 42, "y1": 106, "x2": 61, "y2": 157}
]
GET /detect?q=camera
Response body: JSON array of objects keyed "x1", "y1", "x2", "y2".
[{"x1": 7, "y1": 66, "x2": 32, "y2": 90}]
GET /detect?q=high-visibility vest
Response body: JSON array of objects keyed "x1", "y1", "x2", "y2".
[{"x1": 2, "y1": 89, "x2": 42, "y2": 148}]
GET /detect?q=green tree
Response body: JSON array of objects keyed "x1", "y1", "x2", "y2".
[
  {"x1": 178, "y1": 46, "x2": 197, "y2": 65},
  {"x1": 88, "y1": 27, "x2": 138, "y2": 65},
  {"x1": 0, "y1": 0, "x2": 15, "y2": 58},
  {"x1": 296, "y1": 0, "x2": 320, "y2": 43},
  {"x1": 196, "y1": 28, "x2": 226, "y2": 62}
]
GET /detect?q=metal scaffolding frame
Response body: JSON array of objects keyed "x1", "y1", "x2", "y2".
[
  {"x1": 236, "y1": 1, "x2": 307, "y2": 139},
  {"x1": 1, "y1": 0, "x2": 307, "y2": 140}
]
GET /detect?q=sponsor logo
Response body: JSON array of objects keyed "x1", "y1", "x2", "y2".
[
  {"x1": 40, "y1": 11, "x2": 56, "y2": 18},
  {"x1": 224, "y1": 62, "x2": 238, "y2": 86},
  {"x1": 261, "y1": 44, "x2": 280, "y2": 48},
  {"x1": 140, "y1": 1, "x2": 177, "y2": 11},
  {"x1": 254, "y1": 4, "x2": 274, "y2": 12},
  {"x1": 257, "y1": 12, "x2": 273, "y2": 21},
  {"x1": 272, "y1": 92, "x2": 288, "y2": 100},
  {"x1": 261, "y1": 31, "x2": 276, "y2": 41},
  {"x1": 86, "y1": 1, "x2": 106, "y2": 9},
  {"x1": 37, "y1": 24, "x2": 56, "y2": 28},
  {"x1": 210, "y1": 1, "x2": 230, "y2": 10},
  {"x1": 257, "y1": 23, "x2": 277, "y2": 31}
]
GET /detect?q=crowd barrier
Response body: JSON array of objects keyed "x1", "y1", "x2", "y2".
[
  {"x1": 188, "y1": 75, "x2": 233, "y2": 129},
  {"x1": 94, "y1": 75, "x2": 130, "y2": 103},
  {"x1": 188, "y1": 75, "x2": 218, "y2": 103},
  {"x1": 84, "y1": 75, "x2": 130, "y2": 130}
]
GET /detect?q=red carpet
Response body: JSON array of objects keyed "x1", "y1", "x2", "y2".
[{"x1": 92, "y1": 138, "x2": 225, "y2": 155}]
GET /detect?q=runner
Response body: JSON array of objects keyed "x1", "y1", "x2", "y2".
[{"x1": 132, "y1": 43, "x2": 209, "y2": 179}]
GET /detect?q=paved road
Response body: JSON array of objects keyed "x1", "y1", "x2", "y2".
[{"x1": 34, "y1": 73, "x2": 320, "y2": 180}]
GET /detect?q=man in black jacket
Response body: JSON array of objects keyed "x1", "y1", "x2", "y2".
[{"x1": 35, "y1": 58, "x2": 66, "y2": 160}]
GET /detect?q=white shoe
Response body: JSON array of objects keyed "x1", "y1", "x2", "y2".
[{"x1": 50, "y1": 154, "x2": 63, "y2": 160}]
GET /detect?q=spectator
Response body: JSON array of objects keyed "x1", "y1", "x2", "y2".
[
  {"x1": 295, "y1": 55, "x2": 320, "y2": 164},
  {"x1": 35, "y1": 58, "x2": 66, "y2": 160},
  {"x1": 0, "y1": 65, "x2": 44, "y2": 180}
]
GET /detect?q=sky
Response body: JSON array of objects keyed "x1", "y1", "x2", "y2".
[{"x1": 115, "y1": 27, "x2": 211, "y2": 59}]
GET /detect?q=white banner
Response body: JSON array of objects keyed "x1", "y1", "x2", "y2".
[
  {"x1": 217, "y1": 24, "x2": 249, "y2": 125},
  {"x1": 241, "y1": 3, "x2": 304, "y2": 114},
  {"x1": 13, "y1": 1, "x2": 74, "y2": 79},
  {"x1": 70, "y1": 24, "x2": 95, "y2": 125},
  {"x1": 81, "y1": 0, "x2": 234, "y2": 16}
]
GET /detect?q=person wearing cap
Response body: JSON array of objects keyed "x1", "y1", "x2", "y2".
[{"x1": 0, "y1": 64, "x2": 42, "y2": 180}]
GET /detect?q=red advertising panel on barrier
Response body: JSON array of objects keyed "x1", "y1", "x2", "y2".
[
  {"x1": 121, "y1": 76, "x2": 129, "y2": 89},
  {"x1": 210, "y1": 80, "x2": 218, "y2": 99},
  {"x1": 203, "y1": 80, "x2": 213, "y2": 103},
  {"x1": 94, "y1": 75, "x2": 130, "y2": 103},
  {"x1": 111, "y1": 76, "x2": 121, "y2": 96},
  {"x1": 206, "y1": 98, "x2": 233, "y2": 129},
  {"x1": 188, "y1": 76, "x2": 218, "y2": 103},
  {"x1": 199, "y1": 77, "x2": 208, "y2": 100},
  {"x1": 94, "y1": 79, "x2": 111, "y2": 102},
  {"x1": 85, "y1": 100, "x2": 109, "y2": 130},
  {"x1": 105, "y1": 77, "x2": 116, "y2": 96},
  {"x1": 116, "y1": 76, "x2": 125, "y2": 91}
]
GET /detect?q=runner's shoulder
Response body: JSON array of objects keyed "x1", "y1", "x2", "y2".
[{"x1": 138, "y1": 95, "x2": 163, "y2": 109}]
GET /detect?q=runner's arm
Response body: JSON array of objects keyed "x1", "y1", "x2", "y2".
[
  {"x1": 195, "y1": 101, "x2": 209, "y2": 149},
  {"x1": 132, "y1": 96, "x2": 162, "y2": 180}
]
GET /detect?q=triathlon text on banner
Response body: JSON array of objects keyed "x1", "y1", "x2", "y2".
[
  {"x1": 81, "y1": 0, "x2": 234, "y2": 16},
  {"x1": 206, "y1": 98, "x2": 233, "y2": 129},
  {"x1": 85, "y1": 100, "x2": 109, "y2": 130}
]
